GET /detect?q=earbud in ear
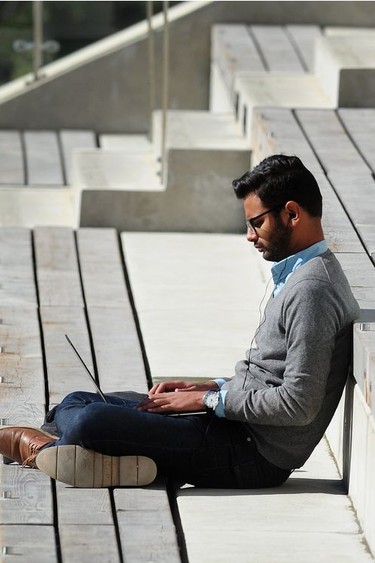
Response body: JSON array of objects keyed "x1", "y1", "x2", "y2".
[{"x1": 289, "y1": 213, "x2": 296, "y2": 220}]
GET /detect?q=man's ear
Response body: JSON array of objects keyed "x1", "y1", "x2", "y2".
[{"x1": 285, "y1": 201, "x2": 299, "y2": 222}]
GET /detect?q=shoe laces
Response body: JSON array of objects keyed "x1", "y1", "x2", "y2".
[{"x1": 22, "y1": 436, "x2": 52, "y2": 468}]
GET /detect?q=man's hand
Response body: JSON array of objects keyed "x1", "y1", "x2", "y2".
[
  {"x1": 137, "y1": 390, "x2": 206, "y2": 414},
  {"x1": 149, "y1": 380, "x2": 218, "y2": 394}
]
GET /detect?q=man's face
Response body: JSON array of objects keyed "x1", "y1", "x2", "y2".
[{"x1": 243, "y1": 193, "x2": 293, "y2": 262}]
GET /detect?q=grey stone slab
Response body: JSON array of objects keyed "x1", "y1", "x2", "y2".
[
  {"x1": 0, "y1": 307, "x2": 44, "y2": 407},
  {"x1": 24, "y1": 131, "x2": 64, "y2": 185},
  {"x1": 286, "y1": 25, "x2": 323, "y2": 71},
  {"x1": 211, "y1": 24, "x2": 265, "y2": 93},
  {"x1": 325, "y1": 27, "x2": 375, "y2": 38},
  {"x1": 328, "y1": 172, "x2": 375, "y2": 226},
  {"x1": 0, "y1": 464, "x2": 53, "y2": 524},
  {"x1": 0, "y1": 401, "x2": 44, "y2": 427},
  {"x1": 0, "y1": 228, "x2": 37, "y2": 306},
  {"x1": 181, "y1": 529, "x2": 373, "y2": 563},
  {"x1": 178, "y1": 438, "x2": 373, "y2": 562},
  {"x1": 209, "y1": 60, "x2": 234, "y2": 113},
  {"x1": 0, "y1": 130, "x2": 24, "y2": 184},
  {"x1": 34, "y1": 226, "x2": 83, "y2": 308},
  {"x1": 249, "y1": 25, "x2": 305, "y2": 72},
  {"x1": 152, "y1": 110, "x2": 248, "y2": 152},
  {"x1": 353, "y1": 323, "x2": 375, "y2": 402},
  {"x1": 72, "y1": 149, "x2": 161, "y2": 191},
  {"x1": 251, "y1": 108, "x2": 321, "y2": 174},
  {"x1": 77, "y1": 228, "x2": 130, "y2": 308},
  {"x1": 121, "y1": 232, "x2": 271, "y2": 381},
  {"x1": 40, "y1": 306, "x2": 95, "y2": 404},
  {"x1": 295, "y1": 109, "x2": 370, "y2": 173},
  {"x1": 0, "y1": 187, "x2": 74, "y2": 228},
  {"x1": 56, "y1": 484, "x2": 114, "y2": 525},
  {"x1": 77, "y1": 228, "x2": 148, "y2": 391},
  {"x1": 315, "y1": 35, "x2": 375, "y2": 106},
  {"x1": 235, "y1": 73, "x2": 333, "y2": 141},
  {"x1": 357, "y1": 224, "x2": 375, "y2": 262},
  {"x1": 334, "y1": 252, "x2": 375, "y2": 312},
  {"x1": 319, "y1": 174, "x2": 364, "y2": 253},
  {"x1": 114, "y1": 488, "x2": 180, "y2": 563},
  {"x1": 0, "y1": 525, "x2": 57, "y2": 562},
  {"x1": 349, "y1": 386, "x2": 372, "y2": 529},
  {"x1": 99, "y1": 134, "x2": 152, "y2": 151},
  {"x1": 59, "y1": 524, "x2": 120, "y2": 563},
  {"x1": 365, "y1": 413, "x2": 375, "y2": 554},
  {"x1": 79, "y1": 148, "x2": 250, "y2": 233},
  {"x1": 338, "y1": 108, "x2": 375, "y2": 173},
  {"x1": 87, "y1": 306, "x2": 148, "y2": 393},
  {"x1": 60, "y1": 129, "x2": 97, "y2": 185}
]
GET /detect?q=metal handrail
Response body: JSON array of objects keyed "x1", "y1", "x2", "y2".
[
  {"x1": 147, "y1": 1, "x2": 156, "y2": 142},
  {"x1": 32, "y1": 0, "x2": 43, "y2": 80},
  {"x1": 160, "y1": 0, "x2": 169, "y2": 184}
]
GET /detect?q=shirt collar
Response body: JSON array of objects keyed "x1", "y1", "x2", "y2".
[{"x1": 271, "y1": 240, "x2": 328, "y2": 294}]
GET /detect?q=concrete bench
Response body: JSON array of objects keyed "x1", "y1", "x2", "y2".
[
  {"x1": 315, "y1": 30, "x2": 375, "y2": 106},
  {"x1": 211, "y1": 25, "x2": 375, "y2": 143},
  {"x1": 0, "y1": 130, "x2": 97, "y2": 229},
  {"x1": 0, "y1": 226, "x2": 180, "y2": 562},
  {"x1": 122, "y1": 231, "x2": 374, "y2": 562},
  {"x1": 71, "y1": 110, "x2": 249, "y2": 223},
  {"x1": 210, "y1": 24, "x2": 322, "y2": 111},
  {"x1": 251, "y1": 106, "x2": 375, "y2": 555},
  {"x1": 71, "y1": 25, "x2": 375, "y2": 235},
  {"x1": 0, "y1": 129, "x2": 96, "y2": 187}
]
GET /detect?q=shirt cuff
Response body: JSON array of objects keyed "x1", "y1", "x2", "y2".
[
  {"x1": 214, "y1": 390, "x2": 227, "y2": 418},
  {"x1": 213, "y1": 378, "x2": 227, "y2": 389}
]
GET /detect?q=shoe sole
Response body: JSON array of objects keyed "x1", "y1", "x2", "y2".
[{"x1": 36, "y1": 445, "x2": 157, "y2": 488}]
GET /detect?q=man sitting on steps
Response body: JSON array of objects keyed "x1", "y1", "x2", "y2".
[{"x1": 0, "y1": 155, "x2": 360, "y2": 489}]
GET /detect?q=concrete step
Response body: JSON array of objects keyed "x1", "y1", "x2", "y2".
[
  {"x1": 295, "y1": 108, "x2": 371, "y2": 174},
  {"x1": 338, "y1": 108, "x2": 375, "y2": 174},
  {"x1": 152, "y1": 109, "x2": 249, "y2": 154},
  {"x1": 0, "y1": 129, "x2": 96, "y2": 187},
  {"x1": 76, "y1": 114, "x2": 250, "y2": 232},
  {"x1": 250, "y1": 107, "x2": 321, "y2": 172},
  {"x1": 315, "y1": 32, "x2": 375, "y2": 106},
  {"x1": 71, "y1": 145, "x2": 162, "y2": 191},
  {"x1": 210, "y1": 24, "x2": 322, "y2": 112},
  {"x1": 98, "y1": 134, "x2": 153, "y2": 151},
  {"x1": 151, "y1": 109, "x2": 249, "y2": 189},
  {"x1": 121, "y1": 232, "x2": 272, "y2": 383},
  {"x1": 0, "y1": 129, "x2": 96, "y2": 227},
  {"x1": 78, "y1": 146, "x2": 249, "y2": 233},
  {"x1": 177, "y1": 437, "x2": 373, "y2": 563},
  {"x1": 235, "y1": 73, "x2": 333, "y2": 143},
  {"x1": 0, "y1": 187, "x2": 74, "y2": 228},
  {"x1": 121, "y1": 231, "x2": 373, "y2": 563}
]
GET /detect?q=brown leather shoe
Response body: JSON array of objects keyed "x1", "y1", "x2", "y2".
[{"x1": 0, "y1": 427, "x2": 56, "y2": 467}]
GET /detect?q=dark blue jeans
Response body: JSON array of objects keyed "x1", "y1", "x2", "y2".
[{"x1": 46, "y1": 391, "x2": 291, "y2": 489}]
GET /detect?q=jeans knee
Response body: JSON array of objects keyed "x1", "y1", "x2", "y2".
[
  {"x1": 60, "y1": 391, "x2": 99, "y2": 408},
  {"x1": 63, "y1": 402, "x2": 104, "y2": 444}
]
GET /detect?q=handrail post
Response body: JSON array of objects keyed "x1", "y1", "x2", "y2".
[
  {"x1": 160, "y1": 0, "x2": 169, "y2": 184},
  {"x1": 32, "y1": 0, "x2": 43, "y2": 81},
  {"x1": 147, "y1": 1, "x2": 156, "y2": 143}
]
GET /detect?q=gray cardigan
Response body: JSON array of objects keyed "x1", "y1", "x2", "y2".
[{"x1": 223, "y1": 250, "x2": 360, "y2": 469}]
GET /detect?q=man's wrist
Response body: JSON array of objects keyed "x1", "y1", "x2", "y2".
[{"x1": 203, "y1": 390, "x2": 220, "y2": 411}]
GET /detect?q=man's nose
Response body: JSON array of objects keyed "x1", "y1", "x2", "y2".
[{"x1": 246, "y1": 228, "x2": 258, "y2": 243}]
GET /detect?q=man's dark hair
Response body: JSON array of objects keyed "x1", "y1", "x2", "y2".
[{"x1": 232, "y1": 154, "x2": 322, "y2": 217}]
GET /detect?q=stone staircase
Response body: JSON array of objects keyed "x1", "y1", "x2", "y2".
[{"x1": 1, "y1": 25, "x2": 375, "y2": 230}]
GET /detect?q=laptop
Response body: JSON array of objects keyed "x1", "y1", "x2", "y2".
[
  {"x1": 65, "y1": 334, "x2": 108, "y2": 403},
  {"x1": 65, "y1": 334, "x2": 206, "y2": 416}
]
